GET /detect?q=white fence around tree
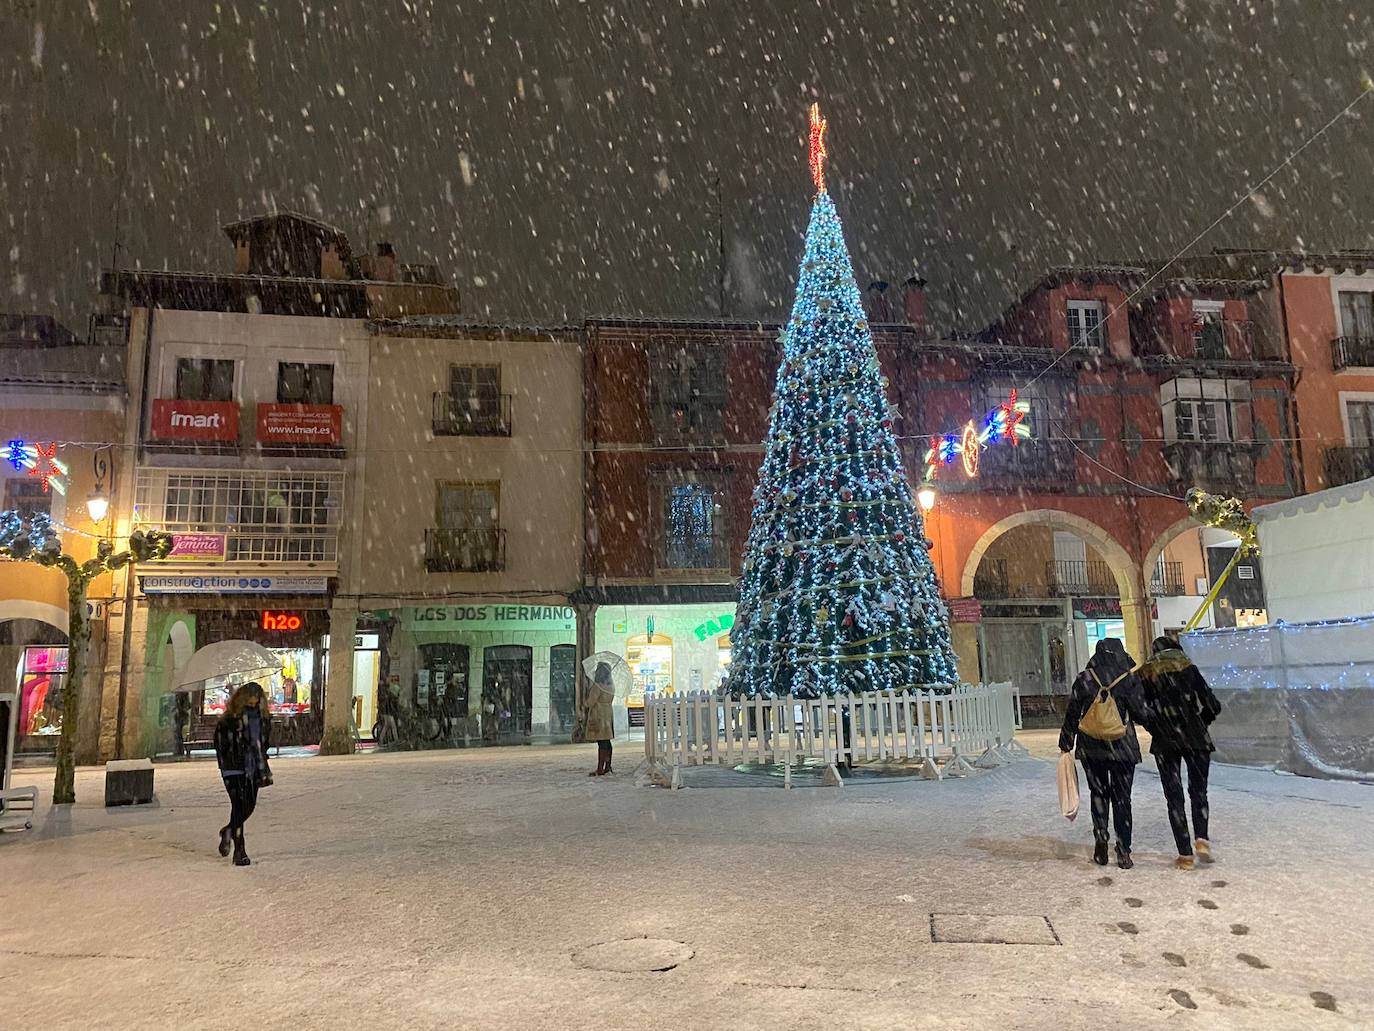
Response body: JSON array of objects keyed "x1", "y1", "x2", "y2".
[{"x1": 639, "y1": 682, "x2": 1022, "y2": 789}]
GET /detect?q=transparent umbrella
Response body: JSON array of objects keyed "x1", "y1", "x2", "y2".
[
  {"x1": 169, "y1": 640, "x2": 281, "y2": 693},
  {"x1": 581, "y1": 651, "x2": 632, "y2": 699}
]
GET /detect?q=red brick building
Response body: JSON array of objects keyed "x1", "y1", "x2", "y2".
[{"x1": 577, "y1": 265, "x2": 1300, "y2": 710}]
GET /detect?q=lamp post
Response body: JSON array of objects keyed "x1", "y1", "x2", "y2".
[{"x1": 86, "y1": 447, "x2": 111, "y2": 526}]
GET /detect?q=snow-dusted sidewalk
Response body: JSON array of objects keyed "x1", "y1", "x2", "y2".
[{"x1": 2, "y1": 741, "x2": 1370, "y2": 1030}]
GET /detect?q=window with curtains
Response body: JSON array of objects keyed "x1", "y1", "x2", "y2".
[
  {"x1": 175, "y1": 357, "x2": 236, "y2": 401},
  {"x1": 276, "y1": 362, "x2": 335, "y2": 404},
  {"x1": 1066, "y1": 300, "x2": 1106, "y2": 350},
  {"x1": 1338, "y1": 291, "x2": 1374, "y2": 339},
  {"x1": 1160, "y1": 378, "x2": 1253, "y2": 443}
]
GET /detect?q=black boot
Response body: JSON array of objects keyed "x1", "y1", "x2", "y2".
[
  {"x1": 1093, "y1": 841, "x2": 1109, "y2": 866},
  {"x1": 1116, "y1": 843, "x2": 1134, "y2": 870},
  {"x1": 218, "y1": 825, "x2": 233, "y2": 857},
  {"x1": 232, "y1": 831, "x2": 252, "y2": 867}
]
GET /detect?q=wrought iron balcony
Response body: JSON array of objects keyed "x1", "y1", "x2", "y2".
[
  {"x1": 972, "y1": 558, "x2": 1010, "y2": 599},
  {"x1": 1149, "y1": 560, "x2": 1186, "y2": 597},
  {"x1": 424, "y1": 528, "x2": 506, "y2": 572},
  {"x1": 656, "y1": 533, "x2": 731, "y2": 573},
  {"x1": 1162, "y1": 440, "x2": 1256, "y2": 491},
  {"x1": 1323, "y1": 445, "x2": 1374, "y2": 488},
  {"x1": 1332, "y1": 336, "x2": 1374, "y2": 370},
  {"x1": 432, "y1": 392, "x2": 512, "y2": 437},
  {"x1": 1046, "y1": 559, "x2": 1118, "y2": 597}
]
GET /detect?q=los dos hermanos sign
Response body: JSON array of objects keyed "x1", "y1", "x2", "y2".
[{"x1": 405, "y1": 605, "x2": 575, "y2": 631}]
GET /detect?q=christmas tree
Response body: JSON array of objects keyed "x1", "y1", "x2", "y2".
[{"x1": 727, "y1": 104, "x2": 959, "y2": 699}]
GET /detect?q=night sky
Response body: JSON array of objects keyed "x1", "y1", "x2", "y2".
[{"x1": 4, "y1": 1, "x2": 1372, "y2": 333}]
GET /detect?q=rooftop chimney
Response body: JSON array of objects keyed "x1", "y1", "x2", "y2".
[
  {"x1": 903, "y1": 274, "x2": 929, "y2": 335},
  {"x1": 865, "y1": 280, "x2": 892, "y2": 322}
]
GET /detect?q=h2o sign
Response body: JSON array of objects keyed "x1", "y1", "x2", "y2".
[{"x1": 261, "y1": 611, "x2": 304, "y2": 632}]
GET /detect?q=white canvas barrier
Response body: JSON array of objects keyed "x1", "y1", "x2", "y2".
[
  {"x1": 1182, "y1": 616, "x2": 1374, "y2": 781},
  {"x1": 640, "y1": 683, "x2": 1020, "y2": 788}
]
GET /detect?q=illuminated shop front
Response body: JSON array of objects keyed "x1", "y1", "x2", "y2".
[
  {"x1": 141, "y1": 588, "x2": 331, "y2": 751},
  {"x1": 596, "y1": 604, "x2": 737, "y2": 730},
  {"x1": 378, "y1": 603, "x2": 579, "y2": 744},
  {"x1": 15, "y1": 645, "x2": 68, "y2": 753}
]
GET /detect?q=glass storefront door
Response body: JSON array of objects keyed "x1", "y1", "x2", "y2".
[
  {"x1": 19, "y1": 646, "x2": 67, "y2": 749},
  {"x1": 483, "y1": 645, "x2": 532, "y2": 741}
]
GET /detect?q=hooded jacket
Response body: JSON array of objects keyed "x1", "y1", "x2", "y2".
[
  {"x1": 1059, "y1": 640, "x2": 1151, "y2": 765},
  {"x1": 1139, "y1": 646, "x2": 1221, "y2": 755}
]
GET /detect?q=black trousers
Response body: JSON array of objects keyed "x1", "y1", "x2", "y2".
[
  {"x1": 223, "y1": 776, "x2": 259, "y2": 839},
  {"x1": 1156, "y1": 751, "x2": 1211, "y2": 855},
  {"x1": 1081, "y1": 759, "x2": 1135, "y2": 851}
]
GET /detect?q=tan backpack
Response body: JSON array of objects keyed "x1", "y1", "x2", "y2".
[{"x1": 1078, "y1": 668, "x2": 1130, "y2": 742}]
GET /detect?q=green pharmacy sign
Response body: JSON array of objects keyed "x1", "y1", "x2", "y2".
[{"x1": 692, "y1": 612, "x2": 735, "y2": 641}]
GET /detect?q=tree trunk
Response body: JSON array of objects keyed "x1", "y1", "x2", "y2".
[{"x1": 54, "y1": 583, "x2": 89, "y2": 805}]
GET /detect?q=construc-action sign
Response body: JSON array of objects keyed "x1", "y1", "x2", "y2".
[
  {"x1": 164, "y1": 532, "x2": 227, "y2": 562},
  {"x1": 140, "y1": 574, "x2": 330, "y2": 595},
  {"x1": 151, "y1": 399, "x2": 240, "y2": 442},
  {"x1": 256, "y1": 403, "x2": 343, "y2": 445}
]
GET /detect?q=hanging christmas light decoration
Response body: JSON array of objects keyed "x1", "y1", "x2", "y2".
[
  {"x1": 921, "y1": 390, "x2": 1031, "y2": 484},
  {"x1": 4, "y1": 439, "x2": 69, "y2": 495}
]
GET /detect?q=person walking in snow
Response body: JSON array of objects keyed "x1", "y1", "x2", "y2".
[
  {"x1": 1059, "y1": 638, "x2": 1152, "y2": 869},
  {"x1": 213, "y1": 682, "x2": 273, "y2": 867},
  {"x1": 1139, "y1": 636, "x2": 1223, "y2": 870},
  {"x1": 582, "y1": 662, "x2": 616, "y2": 777}
]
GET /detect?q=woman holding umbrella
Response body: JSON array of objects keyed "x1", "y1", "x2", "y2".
[{"x1": 582, "y1": 661, "x2": 616, "y2": 777}]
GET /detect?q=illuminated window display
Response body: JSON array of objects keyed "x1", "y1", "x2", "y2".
[{"x1": 19, "y1": 646, "x2": 67, "y2": 739}]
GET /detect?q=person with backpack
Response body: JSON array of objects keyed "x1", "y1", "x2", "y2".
[
  {"x1": 1139, "y1": 636, "x2": 1223, "y2": 870},
  {"x1": 1059, "y1": 638, "x2": 1153, "y2": 869}
]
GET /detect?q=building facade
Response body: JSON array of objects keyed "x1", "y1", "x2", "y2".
[
  {"x1": 101, "y1": 211, "x2": 461, "y2": 758},
  {"x1": 342, "y1": 319, "x2": 585, "y2": 745},
  {"x1": 0, "y1": 317, "x2": 126, "y2": 763}
]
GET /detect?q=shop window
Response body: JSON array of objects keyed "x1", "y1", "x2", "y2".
[
  {"x1": 175, "y1": 357, "x2": 235, "y2": 401},
  {"x1": 648, "y1": 337, "x2": 725, "y2": 444},
  {"x1": 3, "y1": 477, "x2": 52, "y2": 520},
  {"x1": 276, "y1": 362, "x2": 335, "y2": 404},
  {"x1": 626, "y1": 632, "x2": 674, "y2": 721},
  {"x1": 714, "y1": 634, "x2": 732, "y2": 691},
  {"x1": 18, "y1": 646, "x2": 67, "y2": 740},
  {"x1": 417, "y1": 643, "x2": 469, "y2": 716}
]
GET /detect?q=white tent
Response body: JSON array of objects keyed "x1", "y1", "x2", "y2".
[{"x1": 1251, "y1": 476, "x2": 1374, "y2": 623}]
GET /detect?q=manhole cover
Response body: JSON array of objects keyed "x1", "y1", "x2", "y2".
[
  {"x1": 930, "y1": 913, "x2": 1060, "y2": 946},
  {"x1": 572, "y1": 937, "x2": 694, "y2": 973}
]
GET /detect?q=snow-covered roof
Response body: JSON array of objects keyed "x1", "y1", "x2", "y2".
[{"x1": 221, "y1": 210, "x2": 349, "y2": 239}]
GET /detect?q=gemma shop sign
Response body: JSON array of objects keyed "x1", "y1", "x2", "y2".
[{"x1": 164, "y1": 532, "x2": 227, "y2": 562}]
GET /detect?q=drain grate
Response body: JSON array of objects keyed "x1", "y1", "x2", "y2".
[
  {"x1": 572, "y1": 937, "x2": 694, "y2": 973},
  {"x1": 930, "y1": 913, "x2": 1061, "y2": 946}
]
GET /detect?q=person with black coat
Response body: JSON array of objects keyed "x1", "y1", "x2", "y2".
[
  {"x1": 1140, "y1": 636, "x2": 1223, "y2": 869},
  {"x1": 1059, "y1": 638, "x2": 1152, "y2": 869},
  {"x1": 213, "y1": 681, "x2": 273, "y2": 867}
]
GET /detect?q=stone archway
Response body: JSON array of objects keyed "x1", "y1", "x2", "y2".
[
  {"x1": 961, "y1": 509, "x2": 1149, "y2": 662},
  {"x1": 0, "y1": 599, "x2": 69, "y2": 635},
  {"x1": 1142, "y1": 514, "x2": 1203, "y2": 587}
]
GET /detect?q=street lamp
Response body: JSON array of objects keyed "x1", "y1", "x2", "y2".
[
  {"x1": 916, "y1": 485, "x2": 937, "y2": 513},
  {"x1": 86, "y1": 447, "x2": 110, "y2": 525}
]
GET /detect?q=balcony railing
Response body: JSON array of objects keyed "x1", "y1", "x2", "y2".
[
  {"x1": 1046, "y1": 559, "x2": 1118, "y2": 597},
  {"x1": 972, "y1": 558, "x2": 1010, "y2": 600},
  {"x1": 1324, "y1": 445, "x2": 1374, "y2": 488},
  {"x1": 432, "y1": 392, "x2": 512, "y2": 437},
  {"x1": 656, "y1": 533, "x2": 731, "y2": 573},
  {"x1": 424, "y1": 528, "x2": 506, "y2": 572},
  {"x1": 133, "y1": 467, "x2": 344, "y2": 567},
  {"x1": 978, "y1": 438, "x2": 1076, "y2": 487},
  {"x1": 1150, "y1": 560, "x2": 1186, "y2": 597},
  {"x1": 1333, "y1": 336, "x2": 1374, "y2": 370},
  {"x1": 1163, "y1": 440, "x2": 1256, "y2": 491}
]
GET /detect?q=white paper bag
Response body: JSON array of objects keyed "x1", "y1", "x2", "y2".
[{"x1": 1057, "y1": 751, "x2": 1080, "y2": 821}]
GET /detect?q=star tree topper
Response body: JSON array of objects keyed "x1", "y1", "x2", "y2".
[{"x1": 808, "y1": 102, "x2": 828, "y2": 193}]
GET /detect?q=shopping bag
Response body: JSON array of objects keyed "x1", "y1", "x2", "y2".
[{"x1": 1057, "y1": 751, "x2": 1080, "y2": 821}]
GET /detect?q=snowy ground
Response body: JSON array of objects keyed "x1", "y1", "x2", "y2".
[{"x1": 2, "y1": 734, "x2": 1370, "y2": 1031}]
